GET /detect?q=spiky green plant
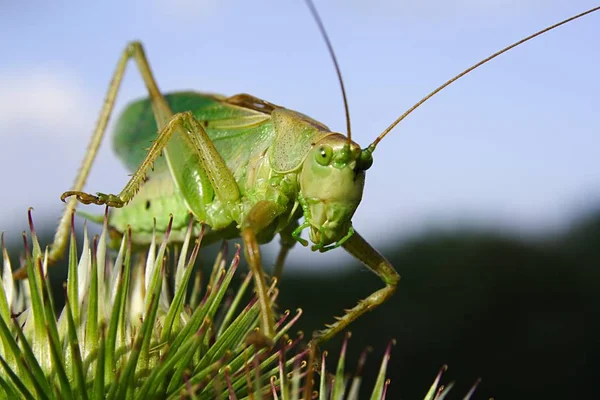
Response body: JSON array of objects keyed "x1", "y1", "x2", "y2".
[{"x1": 0, "y1": 210, "x2": 476, "y2": 399}]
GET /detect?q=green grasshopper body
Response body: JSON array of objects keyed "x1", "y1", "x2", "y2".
[
  {"x1": 24, "y1": 3, "x2": 597, "y2": 347},
  {"x1": 108, "y1": 91, "x2": 366, "y2": 251},
  {"x1": 55, "y1": 65, "x2": 387, "y2": 345}
]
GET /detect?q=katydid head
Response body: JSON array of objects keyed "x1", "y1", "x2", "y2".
[{"x1": 298, "y1": 134, "x2": 373, "y2": 251}]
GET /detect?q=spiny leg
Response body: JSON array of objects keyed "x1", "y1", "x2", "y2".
[
  {"x1": 45, "y1": 41, "x2": 172, "y2": 269},
  {"x1": 241, "y1": 200, "x2": 286, "y2": 345},
  {"x1": 310, "y1": 230, "x2": 400, "y2": 346},
  {"x1": 62, "y1": 111, "x2": 240, "y2": 208}
]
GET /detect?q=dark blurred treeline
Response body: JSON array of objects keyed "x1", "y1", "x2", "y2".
[
  {"x1": 276, "y1": 210, "x2": 600, "y2": 399},
  {"x1": 3, "y1": 209, "x2": 599, "y2": 399}
]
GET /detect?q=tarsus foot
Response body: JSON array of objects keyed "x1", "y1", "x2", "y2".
[{"x1": 61, "y1": 191, "x2": 125, "y2": 207}]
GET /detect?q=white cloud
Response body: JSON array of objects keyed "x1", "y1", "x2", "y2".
[
  {"x1": 0, "y1": 67, "x2": 100, "y2": 232},
  {"x1": 0, "y1": 68, "x2": 92, "y2": 139}
]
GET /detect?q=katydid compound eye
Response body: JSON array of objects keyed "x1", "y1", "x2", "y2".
[{"x1": 316, "y1": 145, "x2": 333, "y2": 166}]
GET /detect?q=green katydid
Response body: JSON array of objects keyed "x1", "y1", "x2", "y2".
[{"x1": 19, "y1": 2, "x2": 598, "y2": 347}]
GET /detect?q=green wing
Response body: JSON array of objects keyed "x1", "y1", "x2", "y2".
[{"x1": 112, "y1": 91, "x2": 275, "y2": 175}]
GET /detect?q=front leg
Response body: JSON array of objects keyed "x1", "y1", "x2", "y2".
[
  {"x1": 311, "y1": 230, "x2": 400, "y2": 346},
  {"x1": 60, "y1": 112, "x2": 186, "y2": 208},
  {"x1": 62, "y1": 111, "x2": 240, "y2": 210}
]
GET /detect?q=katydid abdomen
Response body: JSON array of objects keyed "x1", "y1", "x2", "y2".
[{"x1": 108, "y1": 169, "x2": 189, "y2": 241}]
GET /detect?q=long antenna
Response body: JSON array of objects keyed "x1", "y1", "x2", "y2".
[
  {"x1": 305, "y1": 0, "x2": 353, "y2": 144},
  {"x1": 369, "y1": 6, "x2": 600, "y2": 150}
]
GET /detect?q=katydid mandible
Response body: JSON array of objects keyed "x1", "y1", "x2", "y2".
[{"x1": 30, "y1": 3, "x2": 599, "y2": 346}]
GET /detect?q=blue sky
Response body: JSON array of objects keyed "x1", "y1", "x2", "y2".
[{"x1": 1, "y1": 1, "x2": 599, "y2": 270}]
